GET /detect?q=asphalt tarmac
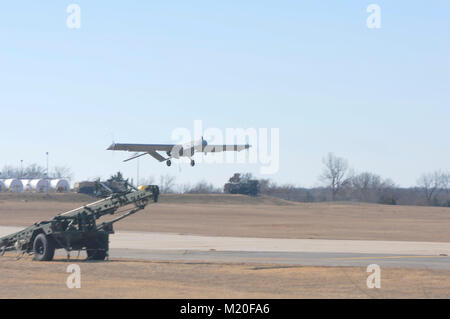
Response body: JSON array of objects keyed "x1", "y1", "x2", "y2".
[
  {"x1": 1, "y1": 226, "x2": 449, "y2": 269},
  {"x1": 109, "y1": 248, "x2": 450, "y2": 270}
]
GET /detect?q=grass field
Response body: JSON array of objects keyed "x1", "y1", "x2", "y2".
[
  {"x1": 0, "y1": 193, "x2": 449, "y2": 242},
  {"x1": 1, "y1": 193, "x2": 449, "y2": 299},
  {"x1": 1, "y1": 254, "x2": 449, "y2": 298}
]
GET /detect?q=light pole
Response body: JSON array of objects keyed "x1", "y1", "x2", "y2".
[
  {"x1": 46, "y1": 152, "x2": 49, "y2": 178},
  {"x1": 137, "y1": 158, "x2": 140, "y2": 187},
  {"x1": 20, "y1": 160, "x2": 23, "y2": 179},
  {"x1": 46, "y1": 152, "x2": 49, "y2": 194}
]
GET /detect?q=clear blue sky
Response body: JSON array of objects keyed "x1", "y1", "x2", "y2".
[{"x1": 0, "y1": 1, "x2": 449, "y2": 188}]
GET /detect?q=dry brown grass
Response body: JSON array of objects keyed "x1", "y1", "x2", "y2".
[
  {"x1": 0, "y1": 194, "x2": 449, "y2": 242},
  {"x1": 0, "y1": 254, "x2": 448, "y2": 298},
  {"x1": 1, "y1": 194, "x2": 448, "y2": 299}
]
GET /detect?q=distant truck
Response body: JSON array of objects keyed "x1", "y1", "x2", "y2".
[
  {"x1": 74, "y1": 181, "x2": 96, "y2": 195},
  {"x1": 224, "y1": 173, "x2": 260, "y2": 196},
  {"x1": 74, "y1": 180, "x2": 128, "y2": 197}
]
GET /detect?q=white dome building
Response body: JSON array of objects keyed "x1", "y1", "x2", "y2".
[
  {"x1": 21, "y1": 179, "x2": 32, "y2": 192},
  {"x1": 30, "y1": 179, "x2": 50, "y2": 193},
  {"x1": 2, "y1": 179, "x2": 23, "y2": 193},
  {"x1": 50, "y1": 179, "x2": 70, "y2": 193}
]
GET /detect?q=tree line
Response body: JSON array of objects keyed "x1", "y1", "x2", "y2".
[
  {"x1": 4, "y1": 158, "x2": 448, "y2": 207},
  {"x1": 0, "y1": 164, "x2": 73, "y2": 181},
  {"x1": 146, "y1": 153, "x2": 449, "y2": 207},
  {"x1": 257, "y1": 153, "x2": 449, "y2": 207},
  {"x1": 139, "y1": 175, "x2": 222, "y2": 194}
]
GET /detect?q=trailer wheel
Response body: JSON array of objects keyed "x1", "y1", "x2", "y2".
[
  {"x1": 86, "y1": 237, "x2": 109, "y2": 261},
  {"x1": 33, "y1": 234, "x2": 55, "y2": 261},
  {"x1": 87, "y1": 249, "x2": 107, "y2": 260}
]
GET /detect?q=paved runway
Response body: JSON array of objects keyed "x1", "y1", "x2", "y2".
[
  {"x1": 109, "y1": 248, "x2": 450, "y2": 270},
  {"x1": 1, "y1": 226, "x2": 449, "y2": 269}
]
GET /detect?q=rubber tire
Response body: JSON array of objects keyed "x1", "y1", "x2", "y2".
[
  {"x1": 33, "y1": 233, "x2": 55, "y2": 261},
  {"x1": 87, "y1": 249, "x2": 107, "y2": 260},
  {"x1": 87, "y1": 238, "x2": 109, "y2": 261}
]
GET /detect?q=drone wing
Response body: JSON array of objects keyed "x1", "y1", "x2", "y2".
[
  {"x1": 108, "y1": 143, "x2": 173, "y2": 162},
  {"x1": 107, "y1": 143, "x2": 174, "y2": 152},
  {"x1": 203, "y1": 144, "x2": 251, "y2": 153}
]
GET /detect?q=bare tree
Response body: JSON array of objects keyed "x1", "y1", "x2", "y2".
[
  {"x1": 351, "y1": 172, "x2": 380, "y2": 202},
  {"x1": 445, "y1": 172, "x2": 450, "y2": 197},
  {"x1": 349, "y1": 172, "x2": 397, "y2": 203},
  {"x1": 445, "y1": 172, "x2": 450, "y2": 206},
  {"x1": 0, "y1": 165, "x2": 18, "y2": 178},
  {"x1": 23, "y1": 164, "x2": 47, "y2": 179},
  {"x1": 51, "y1": 166, "x2": 73, "y2": 181},
  {"x1": 159, "y1": 174, "x2": 176, "y2": 194},
  {"x1": 1, "y1": 164, "x2": 74, "y2": 180},
  {"x1": 185, "y1": 180, "x2": 221, "y2": 194},
  {"x1": 178, "y1": 183, "x2": 193, "y2": 194},
  {"x1": 417, "y1": 170, "x2": 447, "y2": 205},
  {"x1": 258, "y1": 178, "x2": 272, "y2": 194},
  {"x1": 320, "y1": 153, "x2": 350, "y2": 200},
  {"x1": 140, "y1": 176, "x2": 155, "y2": 185}
]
